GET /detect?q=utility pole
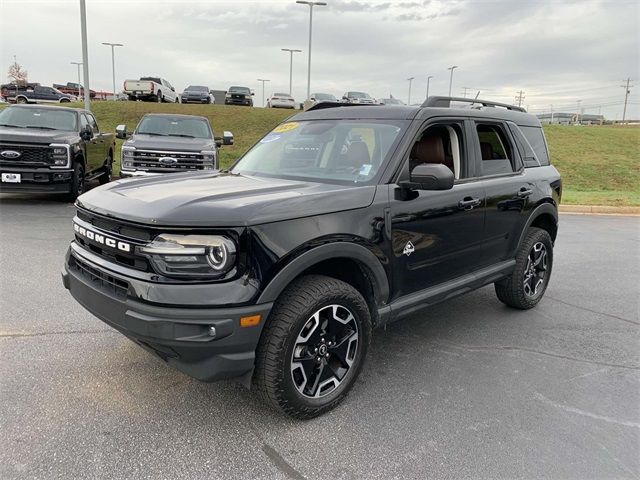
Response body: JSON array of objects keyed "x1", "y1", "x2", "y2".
[
  {"x1": 515, "y1": 90, "x2": 525, "y2": 107},
  {"x1": 407, "y1": 77, "x2": 414, "y2": 105},
  {"x1": 281, "y1": 48, "x2": 302, "y2": 96},
  {"x1": 576, "y1": 100, "x2": 582, "y2": 124},
  {"x1": 257, "y1": 79, "x2": 270, "y2": 107},
  {"x1": 70, "y1": 62, "x2": 83, "y2": 99},
  {"x1": 621, "y1": 77, "x2": 633, "y2": 123},
  {"x1": 426, "y1": 75, "x2": 433, "y2": 100},
  {"x1": 296, "y1": 1, "x2": 327, "y2": 100},
  {"x1": 79, "y1": 0, "x2": 90, "y2": 111},
  {"x1": 102, "y1": 42, "x2": 124, "y2": 100},
  {"x1": 550, "y1": 104, "x2": 554, "y2": 124},
  {"x1": 461, "y1": 87, "x2": 471, "y2": 98},
  {"x1": 447, "y1": 66, "x2": 458, "y2": 96}
]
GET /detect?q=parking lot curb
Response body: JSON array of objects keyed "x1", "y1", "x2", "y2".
[{"x1": 560, "y1": 204, "x2": 640, "y2": 215}]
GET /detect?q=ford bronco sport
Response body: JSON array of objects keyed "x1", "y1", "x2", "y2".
[{"x1": 62, "y1": 97, "x2": 561, "y2": 418}]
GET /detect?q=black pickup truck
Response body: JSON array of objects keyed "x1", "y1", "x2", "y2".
[
  {"x1": 63, "y1": 97, "x2": 561, "y2": 418},
  {"x1": 0, "y1": 105, "x2": 115, "y2": 200}
]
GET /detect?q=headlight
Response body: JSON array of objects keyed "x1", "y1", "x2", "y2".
[
  {"x1": 225, "y1": 93, "x2": 231, "y2": 98},
  {"x1": 49, "y1": 143, "x2": 70, "y2": 169},
  {"x1": 139, "y1": 234, "x2": 236, "y2": 278},
  {"x1": 201, "y1": 150, "x2": 216, "y2": 169}
]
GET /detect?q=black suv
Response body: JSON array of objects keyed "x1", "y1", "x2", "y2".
[{"x1": 62, "y1": 97, "x2": 561, "y2": 418}]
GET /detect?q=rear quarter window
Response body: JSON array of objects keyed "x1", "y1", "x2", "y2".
[{"x1": 520, "y1": 126, "x2": 550, "y2": 166}]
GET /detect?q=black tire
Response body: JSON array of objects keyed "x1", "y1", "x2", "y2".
[
  {"x1": 253, "y1": 274, "x2": 371, "y2": 419},
  {"x1": 98, "y1": 154, "x2": 112, "y2": 185},
  {"x1": 495, "y1": 227, "x2": 553, "y2": 309},
  {"x1": 65, "y1": 162, "x2": 85, "y2": 202},
  {"x1": 16, "y1": 97, "x2": 27, "y2": 104},
  {"x1": 156, "y1": 91, "x2": 162, "y2": 103},
  {"x1": 60, "y1": 98, "x2": 70, "y2": 103}
]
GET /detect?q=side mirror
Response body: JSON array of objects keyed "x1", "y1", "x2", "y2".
[
  {"x1": 251, "y1": 91, "x2": 255, "y2": 96},
  {"x1": 115, "y1": 124, "x2": 127, "y2": 139},
  {"x1": 80, "y1": 125, "x2": 93, "y2": 141},
  {"x1": 171, "y1": 87, "x2": 175, "y2": 92},
  {"x1": 310, "y1": 97, "x2": 316, "y2": 101},
  {"x1": 400, "y1": 163, "x2": 454, "y2": 191},
  {"x1": 342, "y1": 96, "x2": 348, "y2": 100},
  {"x1": 222, "y1": 131, "x2": 234, "y2": 146}
]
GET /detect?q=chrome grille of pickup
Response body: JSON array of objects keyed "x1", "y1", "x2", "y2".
[
  {"x1": 130, "y1": 150, "x2": 210, "y2": 172},
  {"x1": 0, "y1": 143, "x2": 54, "y2": 166}
]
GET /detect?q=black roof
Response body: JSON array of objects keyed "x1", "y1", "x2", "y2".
[{"x1": 292, "y1": 96, "x2": 541, "y2": 127}]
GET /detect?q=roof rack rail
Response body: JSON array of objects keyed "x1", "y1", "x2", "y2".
[
  {"x1": 305, "y1": 101, "x2": 381, "y2": 112},
  {"x1": 422, "y1": 96, "x2": 526, "y2": 112}
]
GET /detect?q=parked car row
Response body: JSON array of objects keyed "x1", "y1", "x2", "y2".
[{"x1": 0, "y1": 104, "x2": 234, "y2": 200}]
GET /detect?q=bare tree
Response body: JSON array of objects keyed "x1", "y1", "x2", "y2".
[{"x1": 7, "y1": 60, "x2": 28, "y2": 84}]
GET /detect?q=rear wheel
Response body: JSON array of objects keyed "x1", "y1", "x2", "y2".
[
  {"x1": 65, "y1": 162, "x2": 85, "y2": 202},
  {"x1": 156, "y1": 91, "x2": 162, "y2": 103},
  {"x1": 495, "y1": 227, "x2": 553, "y2": 309},
  {"x1": 253, "y1": 275, "x2": 371, "y2": 419},
  {"x1": 16, "y1": 97, "x2": 27, "y2": 104},
  {"x1": 60, "y1": 98, "x2": 70, "y2": 103}
]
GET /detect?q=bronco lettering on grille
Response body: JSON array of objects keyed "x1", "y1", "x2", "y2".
[{"x1": 73, "y1": 221, "x2": 131, "y2": 252}]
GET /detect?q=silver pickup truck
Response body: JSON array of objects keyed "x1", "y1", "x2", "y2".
[{"x1": 117, "y1": 114, "x2": 233, "y2": 177}]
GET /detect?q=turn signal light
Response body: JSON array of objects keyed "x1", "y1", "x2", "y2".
[{"x1": 240, "y1": 315, "x2": 261, "y2": 328}]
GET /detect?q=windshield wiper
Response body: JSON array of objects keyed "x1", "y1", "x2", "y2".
[
  {"x1": 167, "y1": 134, "x2": 196, "y2": 138},
  {"x1": 0, "y1": 123, "x2": 25, "y2": 128},
  {"x1": 138, "y1": 132, "x2": 167, "y2": 136},
  {"x1": 25, "y1": 125, "x2": 56, "y2": 130}
]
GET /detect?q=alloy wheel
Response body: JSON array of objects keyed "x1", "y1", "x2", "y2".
[
  {"x1": 523, "y1": 242, "x2": 547, "y2": 296},
  {"x1": 290, "y1": 304, "x2": 359, "y2": 398}
]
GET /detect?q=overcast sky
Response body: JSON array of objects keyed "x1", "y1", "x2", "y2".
[{"x1": 1, "y1": 0, "x2": 638, "y2": 118}]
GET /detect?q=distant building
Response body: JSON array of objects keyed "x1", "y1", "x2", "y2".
[{"x1": 537, "y1": 112, "x2": 605, "y2": 125}]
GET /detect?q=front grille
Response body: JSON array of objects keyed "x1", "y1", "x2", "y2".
[
  {"x1": 129, "y1": 150, "x2": 211, "y2": 172},
  {"x1": 75, "y1": 209, "x2": 152, "y2": 272},
  {"x1": 71, "y1": 254, "x2": 129, "y2": 299},
  {"x1": 0, "y1": 143, "x2": 54, "y2": 166}
]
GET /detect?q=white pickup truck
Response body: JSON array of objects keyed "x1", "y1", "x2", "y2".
[{"x1": 123, "y1": 77, "x2": 179, "y2": 103}]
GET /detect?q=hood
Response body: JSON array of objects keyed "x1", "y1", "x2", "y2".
[
  {"x1": 0, "y1": 128, "x2": 77, "y2": 145},
  {"x1": 77, "y1": 172, "x2": 376, "y2": 227},
  {"x1": 126, "y1": 134, "x2": 214, "y2": 152}
]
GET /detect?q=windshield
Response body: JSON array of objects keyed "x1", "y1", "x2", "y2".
[
  {"x1": 0, "y1": 107, "x2": 77, "y2": 131},
  {"x1": 314, "y1": 93, "x2": 336, "y2": 101},
  {"x1": 348, "y1": 92, "x2": 370, "y2": 99},
  {"x1": 136, "y1": 115, "x2": 212, "y2": 138},
  {"x1": 229, "y1": 86, "x2": 250, "y2": 94},
  {"x1": 186, "y1": 86, "x2": 208, "y2": 92},
  {"x1": 232, "y1": 120, "x2": 407, "y2": 185}
]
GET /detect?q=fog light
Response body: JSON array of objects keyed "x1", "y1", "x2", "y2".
[
  {"x1": 208, "y1": 326, "x2": 217, "y2": 338},
  {"x1": 53, "y1": 158, "x2": 66, "y2": 165},
  {"x1": 124, "y1": 161, "x2": 133, "y2": 167}
]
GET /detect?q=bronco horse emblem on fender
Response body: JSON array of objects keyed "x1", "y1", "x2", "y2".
[{"x1": 403, "y1": 241, "x2": 415, "y2": 256}]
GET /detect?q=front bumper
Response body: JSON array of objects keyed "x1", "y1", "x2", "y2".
[
  {"x1": 62, "y1": 243, "x2": 272, "y2": 382},
  {"x1": 225, "y1": 98, "x2": 252, "y2": 106},
  {"x1": 0, "y1": 167, "x2": 72, "y2": 193}
]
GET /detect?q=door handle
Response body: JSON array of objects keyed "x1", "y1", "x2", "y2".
[
  {"x1": 517, "y1": 187, "x2": 533, "y2": 198},
  {"x1": 458, "y1": 197, "x2": 482, "y2": 210}
]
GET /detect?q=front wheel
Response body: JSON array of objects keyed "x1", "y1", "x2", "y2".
[
  {"x1": 65, "y1": 162, "x2": 85, "y2": 202},
  {"x1": 253, "y1": 275, "x2": 371, "y2": 419},
  {"x1": 156, "y1": 92, "x2": 162, "y2": 103},
  {"x1": 495, "y1": 227, "x2": 553, "y2": 309}
]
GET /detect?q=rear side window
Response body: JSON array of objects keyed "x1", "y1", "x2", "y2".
[
  {"x1": 520, "y1": 126, "x2": 550, "y2": 165},
  {"x1": 476, "y1": 124, "x2": 515, "y2": 176},
  {"x1": 507, "y1": 123, "x2": 540, "y2": 168}
]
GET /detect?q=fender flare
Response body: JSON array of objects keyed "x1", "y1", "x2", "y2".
[
  {"x1": 257, "y1": 242, "x2": 390, "y2": 306},
  {"x1": 517, "y1": 202, "x2": 558, "y2": 249}
]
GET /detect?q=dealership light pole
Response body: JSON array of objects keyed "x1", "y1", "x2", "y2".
[
  {"x1": 70, "y1": 62, "x2": 83, "y2": 99},
  {"x1": 79, "y1": 0, "x2": 91, "y2": 111},
  {"x1": 296, "y1": 1, "x2": 327, "y2": 100},
  {"x1": 102, "y1": 42, "x2": 124, "y2": 100},
  {"x1": 447, "y1": 65, "x2": 458, "y2": 97},
  {"x1": 426, "y1": 75, "x2": 433, "y2": 100},
  {"x1": 257, "y1": 79, "x2": 270, "y2": 107},
  {"x1": 407, "y1": 77, "x2": 414, "y2": 105},
  {"x1": 281, "y1": 48, "x2": 302, "y2": 96}
]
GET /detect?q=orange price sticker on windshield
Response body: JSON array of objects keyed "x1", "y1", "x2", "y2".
[{"x1": 273, "y1": 122, "x2": 299, "y2": 133}]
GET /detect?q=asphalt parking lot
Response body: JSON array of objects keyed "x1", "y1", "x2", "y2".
[{"x1": 1, "y1": 194, "x2": 638, "y2": 480}]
